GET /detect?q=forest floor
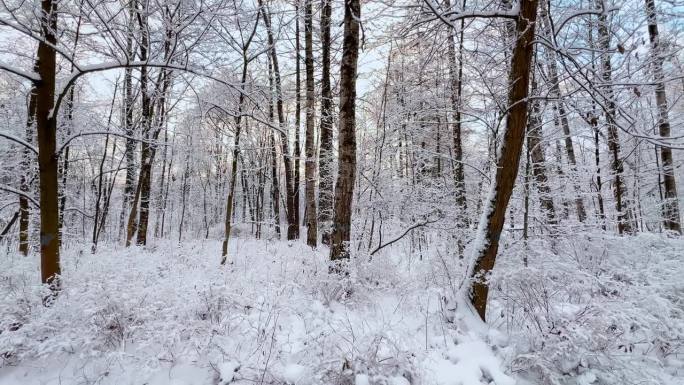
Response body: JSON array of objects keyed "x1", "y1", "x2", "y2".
[{"x1": 0, "y1": 230, "x2": 682, "y2": 385}]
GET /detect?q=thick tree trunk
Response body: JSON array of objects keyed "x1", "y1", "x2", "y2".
[
  {"x1": 469, "y1": 0, "x2": 540, "y2": 321},
  {"x1": 329, "y1": 0, "x2": 361, "y2": 262},
  {"x1": 133, "y1": 6, "x2": 155, "y2": 246},
  {"x1": 35, "y1": 0, "x2": 60, "y2": 293},
  {"x1": 318, "y1": 0, "x2": 334, "y2": 244},
  {"x1": 304, "y1": 0, "x2": 318, "y2": 247},
  {"x1": 645, "y1": 0, "x2": 681, "y2": 234}
]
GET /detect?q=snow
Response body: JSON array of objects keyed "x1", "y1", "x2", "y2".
[
  {"x1": 1, "y1": 232, "x2": 683, "y2": 384},
  {"x1": 218, "y1": 361, "x2": 240, "y2": 384}
]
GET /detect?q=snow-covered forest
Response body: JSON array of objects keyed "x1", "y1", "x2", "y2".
[{"x1": 0, "y1": 0, "x2": 683, "y2": 384}]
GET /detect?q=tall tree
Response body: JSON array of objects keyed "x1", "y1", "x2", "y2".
[
  {"x1": 329, "y1": 0, "x2": 361, "y2": 262},
  {"x1": 121, "y1": 0, "x2": 137, "y2": 240},
  {"x1": 644, "y1": 0, "x2": 681, "y2": 234},
  {"x1": 468, "y1": 0, "x2": 540, "y2": 321},
  {"x1": 294, "y1": 1, "x2": 302, "y2": 236},
  {"x1": 318, "y1": 0, "x2": 334, "y2": 244},
  {"x1": 539, "y1": 4, "x2": 587, "y2": 223},
  {"x1": 261, "y1": 2, "x2": 299, "y2": 240},
  {"x1": 221, "y1": 8, "x2": 260, "y2": 264},
  {"x1": 596, "y1": 0, "x2": 633, "y2": 234},
  {"x1": 35, "y1": 0, "x2": 61, "y2": 294},
  {"x1": 527, "y1": 77, "x2": 557, "y2": 226},
  {"x1": 304, "y1": 0, "x2": 318, "y2": 247},
  {"x1": 19, "y1": 78, "x2": 37, "y2": 256},
  {"x1": 445, "y1": 0, "x2": 468, "y2": 252}
]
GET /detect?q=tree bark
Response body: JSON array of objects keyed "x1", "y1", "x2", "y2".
[
  {"x1": 445, "y1": 0, "x2": 468, "y2": 240},
  {"x1": 318, "y1": 0, "x2": 334, "y2": 244},
  {"x1": 221, "y1": 10, "x2": 260, "y2": 264},
  {"x1": 596, "y1": 0, "x2": 633, "y2": 235},
  {"x1": 645, "y1": 0, "x2": 681, "y2": 234},
  {"x1": 527, "y1": 79, "x2": 557, "y2": 226},
  {"x1": 294, "y1": 1, "x2": 302, "y2": 237},
  {"x1": 329, "y1": 0, "x2": 361, "y2": 262},
  {"x1": 20, "y1": 80, "x2": 37, "y2": 256},
  {"x1": 121, "y1": 0, "x2": 137, "y2": 240},
  {"x1": 469, "y1": 0, "x2": 540, "y2": 321},
  {"x1": 35, "y1": 0, "x2": 61, "y2": 293},
  {"x1": 261, "y1": 3, "x2": 298, "y2": 240},
  {"x1": 304, "y1": 0, "x2": 318, "y2": 247},
  {"x1": 539, "y1": 5, "x2": 587, "y2": 223}
]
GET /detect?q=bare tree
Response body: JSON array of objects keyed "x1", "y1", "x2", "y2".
[
  {"x1": 221, "y1": 7, "x2": 261, "y2": 264},
  {"x1": 644, "y1": 0, "x2": 681, "y2": 234},
  {"x1": 304, "y1": 0, "x2": 317, "y2": 247},
  {"x1": 467, "y1": 0, "x2": 541, "y2": 321},
  {"x1": 318, "y1": 0, "x2": 334, "y2": 245},
  {"x1": 329, "y1": 0, "x2": 361, "y2": 262}
]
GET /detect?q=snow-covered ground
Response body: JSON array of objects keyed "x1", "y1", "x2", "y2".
[{"x1": 1, "y1": 232, "x2": 682, "y2": 385}]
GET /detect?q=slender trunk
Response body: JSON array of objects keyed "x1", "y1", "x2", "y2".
[
  {"x1": 540, "y1": 6, "x2": 586, "y2": 222},
  {"x1": 261, "y1": 3, "x2": 298, "y2": 240},
  {"x1": 596, "y1": 0, "x2": 633, "y2": 234},
  {"x1": 293, "y1": 1, "x2": 302, "y2": 236},
  {"x1": 0, "y1": 211, "x2": 20, "y2": 243},
  {"x1": 469, "y1": 0, "x2": 540, "y2": 321},
  {"x1": 20, "y1": 80, "x2": 37, "y2": 256},
  {"x1": 527, "y1": 79, "x2": 557, "y2": 226},
  {"x1": 329, "y1": 0, "x2": 361, "y2": 262},
  {"x1": 304, "y1": 0, "x2": 318, "y2": 247},
  {"x1": 221, "y1": 10, "x2": 259, "y2": 263},
  {"x1": 645, "y1": 0, "x2": 681, "y2": 234},
  {"x1": 445, "y1": 0, "x2": 468, "y2": 237},
  {"x1": 268, "y1": 55, "x2": 281, "y2": 239},
  {"x1": 92, "y1": 84, "x2": 118, "y2": 249},
  {"x1": 154, "y1": 125, "x2": 169, "y2": 238},
  {"x1": 121, "y1": 0, "x2": 137, "y2": 240},
  {"x1": 318, "y1": 0, "x2": 334, "y2": 244}
]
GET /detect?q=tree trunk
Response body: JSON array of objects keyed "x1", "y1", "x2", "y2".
[
  {"x1": 468, "y1": 0, "x2": 540, "y2": 321},
  {"x1": 318, "y1": 0, "x2": 334, "y2": 244},
  {"x1": 329, "y1": 0, "x2": 361, "y2": 262},
  {"x1": 294, "y1": 1, "x2": 302, "y2": 236},
  {"x1": 596, "y1": 0, "x2": 633, "y2": 235},
  {"x1": 304, "y1": 0, "x2": 318, "y2": 247},
  {"x1": 221, "y1": 16, "x2": 258, "y2": 262},
  {"x1": 445, "y1": 0, "x2": 468, "y2": 241},
  {"x1": 540, "y1": 5, "x2": 587, "y2": 223},
  {"x1": 35, "y1": 0, "x2": 61, "y2": 293},
  {"x1": 645, "y1": 0, "x2": 681, "y2": 234},
  {"x1": 20, "y1": 80, "x2": 37, "y2": 256},
  {"x1": 261, "y1": 3, "x2": 298, "y2": 240},
  {"x1": 527, "y1": 80, "x2": 557, "y2": 226},
  {"x1": 121, "y1": 0, "x2": 137, "y2": 240}
]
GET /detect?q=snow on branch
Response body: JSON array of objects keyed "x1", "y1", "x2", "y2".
[
  {"x1": 552, "y1": 7, "x2": 620, "y2": 36},
  {"x1": 419, "y1": 0, "x2": 518, "y2": 29},
  {"x1": 0, "y1": 62, "x2": 40, "y2": 82},
  {"x1": 50, "y1": 61, "x2": 247, "y2": 120},
  {"x1": 0, "y1": 184, "x2": 39, "y2": 207},
  {"x1": 0, "y1": 131, "x2": 38, "y2": 154}
]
